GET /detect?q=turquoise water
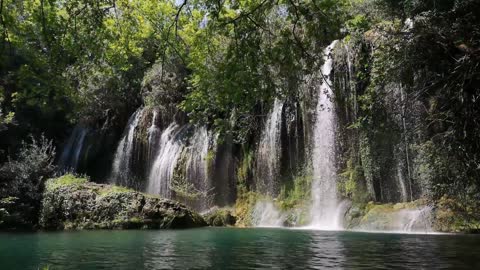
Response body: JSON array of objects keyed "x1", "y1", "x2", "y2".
[{"x1": 1, "y1": 228, "x2": 479, "y2": 269}]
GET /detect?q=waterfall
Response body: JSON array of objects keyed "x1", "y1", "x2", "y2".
[
  {"x1": 147, "y1": 123, "x2": 213, "y2": 209},
  {"x1": 59, "y1": 125, "x2": 88, "y2": 171},
  {"x1": 147, "y1": 109, "x2": 161, "y2": 168},
  {"x1": 396, "y1": 159, "x2": 409, "y2": 202},
  {"x1": 333, "y1": 200, "x2": 351, "y2": 229},
  {"x1": 148, "y1": 109, "x2": 160, "y2": 147},
  {"x1": 397, "y1": 206, "x2": 433, "y2": 233},
  {"x1": 309, "y1": 40, "x2": 341, "y2": 230},
  {"x1": 184, "y1": 127, "x2": 210, "y2": 209},
  {"x1": 256, "y1": 99, "x2": 284, "y2": 195},
  {"x1": 354, "y1": 205, "x2": 433, "y2": 233},
  {"x1": 147, "y1": 123, "x2": 184, "y2": 198},
  {"x1": 111, "y1": 108, "x2": 143, "y2": 185},
  {"x1": 251, "y1": 200, "x2": 285, "y2": 227}
]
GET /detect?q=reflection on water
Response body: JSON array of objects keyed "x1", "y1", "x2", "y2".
[
  {"x1": 1, "y1": 228, "x2": 480, "y2": 269},
  {"x1": 308, "y1": 230, "x2": 345, "y2": 268}
]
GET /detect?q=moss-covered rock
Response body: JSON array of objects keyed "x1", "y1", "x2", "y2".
[
  {"x1": 39, "y1": 174, "x2": 207, "y2": 230},
  {"x1": 432, "y1": 196, "x2": 480, "y2": 233},
  {"x1": 203, "y1": 208, "x2": 236, "y2": 227},
  {"x1": 345, "y1": 200, "x2": 433, "y2": 232},
  {"x1": 234, "y1": 190, "x2": 261, "y2": 227}
]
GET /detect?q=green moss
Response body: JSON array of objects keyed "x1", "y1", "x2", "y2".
[
  {"x1": 145, "y1": 193, "x2": 162, "y2": 199},
  {"x1": 98, "y1": 185, "x2": 134, "y2": 196},
  {"x1": 206, "y1": 149, "x2": 215, "y2": 168},
  {"x1": 234, "y1": 189, "x2": 260, "y2": 227},
  {"x1": 339, "y1": 157, "x2": 370, "y2": 204},
  {"x1": 234, "y1": 148, "x2": 257, "y2": 227},
  {"x1": 237, "y1": 148, "x2": 253, "y2": 185},
  {"x1": 348, "y1": 200, "x2": 429, "y2": 230},
  {"x1": 277, "y1": 174, "x2": 312, "y2": 211},
  {"x1": 46, "y1": 174, "x2": 88, "y2": 190}
]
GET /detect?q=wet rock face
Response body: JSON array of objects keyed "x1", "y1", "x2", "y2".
[{"x1": 39, "y1": 177, "x2": 206, "y2": 230}]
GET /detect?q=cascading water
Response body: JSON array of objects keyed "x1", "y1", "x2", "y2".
[
  {"x1": 147, "y1": 109, "x2": 161, "y2": 168},
  {"x1": 309, "y1": 40, "x2": 341, "y2": 230},
  {"x1": 147, "y1": 123, "x2": 184, "y2": 198},
  {"x1": 184, "y1": 127, "x2": 210, "y2": 209},
  {"x1": 354, "y1": 205, "x2": 434, "y2": 233},
  {"x1": 111, "y1": 108, "x2": 143, "y2": 185},
  {"x1": 147, "y1": 123, "x2": 213, "y2": 209},
  {"x1": 251, "y1": 200, "x2": 285, "y2": 227},
  {"x1": 396, "y1": 158, "x2": 409, "y2": 202},
  {"x1": 59, "y1": 125, "x2": 88, "y2": 171},
  {"x1": 255, "y1": 99, "x2": 284, "y2": 195},
  {"x1": 250, "y1": 99, "x2": 285, "y2": 227},
  {"x1": 403, "y1": 206, "x2": 433, "y2": 233}
]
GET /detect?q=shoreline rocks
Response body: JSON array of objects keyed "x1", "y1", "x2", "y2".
[{"x1": 39, "y1": 175, "x2": 206, "y2": 230}]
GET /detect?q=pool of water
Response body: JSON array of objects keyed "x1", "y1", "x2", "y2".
[{"x1": 1, "y1": 228, "x2": 479, "y2": 269}]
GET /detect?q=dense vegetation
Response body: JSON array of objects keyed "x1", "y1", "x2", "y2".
[{"x1": 0, "y1": 0, "x2": 479, "y2": 230}]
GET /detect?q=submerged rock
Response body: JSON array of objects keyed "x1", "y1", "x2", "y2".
[{"x1": 39, "y1": 175, "x2": 206, "y2": 230}]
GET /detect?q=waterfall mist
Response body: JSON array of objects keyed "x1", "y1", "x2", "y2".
[{"x1": 251, "y1": 200, "x2": 285, "y2": 227}]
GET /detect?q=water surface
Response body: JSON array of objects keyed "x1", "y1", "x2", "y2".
[{"x1": 1, "y1": 228, "x2": 479, "y2": 269}]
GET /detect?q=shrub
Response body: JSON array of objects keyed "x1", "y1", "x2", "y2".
[
  {"x1": 0, "y1": 135, "x2": 56, "y2": 228},
  {"x1": 2, "y1": 135, "x2": 56, "y2": 201}
]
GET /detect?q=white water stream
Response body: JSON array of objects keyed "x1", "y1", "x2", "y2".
[
  {"x1": 147, "y1": 123, "x2": 184, "y2": 198},
  {"x1": 59, "y1": 125, "x2": 88, "y2": 171},
  {"x1": 256, "y1": 99, "x2": 284, "y2": 196},
  {"x1": 251, "y1": 200, "x2": 285, "y2": 227},
  {"x1": 111, "y1": 108, "x2": 143, "y2": 185},
  {"x1": 309, "y1": 40, "x2": 342, "y2": 230}
]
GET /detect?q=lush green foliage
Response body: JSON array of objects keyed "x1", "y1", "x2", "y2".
[
  {"x1": 179, "y1": 0, "x2": 351, "y2": 141},
  {"x1": 0, "y1": 0, "x2": 388, "y2": 144},
  {"x1": 0, "y1": 0, "x2": 479, "y2": 230},
  {"x1": 0, "y1": 135, "x2": 56, "y2": 228},
  {"x1": 334, "y1": 0, "x2": 480, "y2": 215},
  {"x1": 0, "y1": 135, "x2": 56, "y2": 201}
]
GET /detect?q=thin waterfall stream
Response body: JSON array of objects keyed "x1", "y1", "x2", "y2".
[
  {"x1": 111, "y1": 108, "x2": 143, "y2": 185},
  {"x1": 309, "y1": 40, "x2": 342, "y2": 230},
  {"x1": 59, "y1": 125, "x2": 88, "y2": 171},
  {"x1": 255, "y1": 98, "x2": 284, "y2": 196}
]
